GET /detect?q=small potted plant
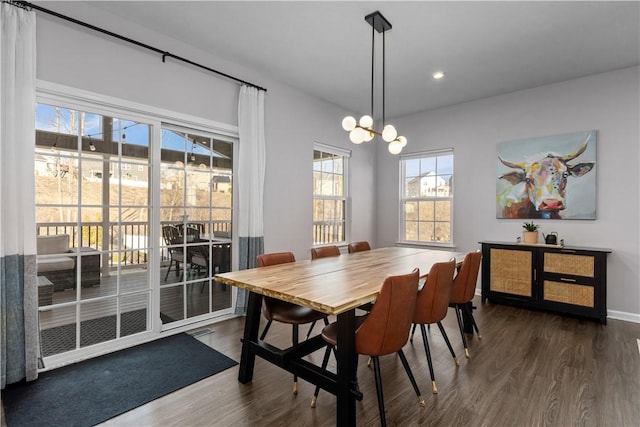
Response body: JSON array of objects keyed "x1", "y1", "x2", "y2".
[{"x1": 522, "y1": 221, "x2": 540, "y2": 244}]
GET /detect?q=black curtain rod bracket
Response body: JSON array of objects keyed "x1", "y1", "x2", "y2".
[{"x1": 14, "y1": 1, "x2": 266, "y2": 92}]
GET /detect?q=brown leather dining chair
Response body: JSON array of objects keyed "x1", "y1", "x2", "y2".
[
  {"x1": 347, "y1": 241, "x2": 371, "y2": 253},
  {"x1": 307, "y1": 245, "x2": 341, "y2": 338},
  {"x1": 257, "y1": 252, "x2": 328, "y2": 394},
  {"x1": 411, "y1": 259, "x2": 458, "y2": 394},
  {"x1": 312, "y1": 269, "x2": 425, "y2": 427},
  {"x1": 311, "y1": 245, "x2": 341, "y2": 259},
  {"x1": 450, "y1": 250, "x2": 483, "y2": 358}
]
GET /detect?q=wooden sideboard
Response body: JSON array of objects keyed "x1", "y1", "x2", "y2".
[{"x1": 480, "y1": 241, "x2": 610, "y2": 324}]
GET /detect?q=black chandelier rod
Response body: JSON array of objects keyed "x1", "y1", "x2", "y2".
[
  {"x1": 364, "y1": 10, "x2": 392, "y2": 127},
  {"x1": 382, "y1": 30, "x2": 386, "y2": 126},
  {"x1": 370, "y1": 24, "x2": 375, "y2": 121},
  {"x1": 12, "y1": 1, "x2": 267, "y2": 92}
]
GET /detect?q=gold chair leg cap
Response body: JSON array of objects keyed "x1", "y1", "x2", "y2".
[
  {"x1": 310, "y1": 397, "x2": 317, "y2": 408},
  {"x1": 418, "y1": 396, "x2": 425, "y2": 407},
  {"x1": 293, "y1": 382, "x2": 298, "y2": 394},
  {"x1": 454, "y1": 356, "x2": 460, "y2": 366},
  {"x1": 431, "y1": 381, "x2": 438, "y2": 394},
  {"x1": 464, "y1": 348, "x2": 470, "y2": 358},
  {"x1": 367, "y1": 357, "x2": 372, "y2": 368}
]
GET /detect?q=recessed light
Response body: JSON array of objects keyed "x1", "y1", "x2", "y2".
[{"x1": 432, "y1": 71, "x2": 445, "y2": 80}]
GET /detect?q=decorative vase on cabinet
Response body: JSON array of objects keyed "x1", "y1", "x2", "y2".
[
  {"x1": 522, "y1": 222, "x2": 540, "y2": 244},
  {"x1": 522, "y1": 231, "x2": 539, "y2": 244}
]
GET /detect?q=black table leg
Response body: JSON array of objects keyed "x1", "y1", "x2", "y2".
[
  {"x1": 335, "y1": 309, "x2": 357, "y2": 427},
  {"x1": 462, "y1": 302, "x2": 474, "y2": 334},
  {"x1": 238, "y1": 291, "x2": 262, "y2": 383}
]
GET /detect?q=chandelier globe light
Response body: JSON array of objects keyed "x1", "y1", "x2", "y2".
[{"x1": 341, "y1": 11, "x2": 407, "y2": 154}]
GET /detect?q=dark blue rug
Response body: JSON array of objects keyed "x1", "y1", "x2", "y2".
[{"x1": 2, "y1": 333, "x2": 237, "y2": 427}]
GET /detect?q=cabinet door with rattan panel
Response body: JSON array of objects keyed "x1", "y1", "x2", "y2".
[
  {"x1": 481, "y1": 244, "x2": 535, "y2": 304},
  {"x1": 489, "y1": 248, "x2": 533, "y2": 297},
  {"x1": 540, "y1": 248, "x2": 608, "y2": 324}
]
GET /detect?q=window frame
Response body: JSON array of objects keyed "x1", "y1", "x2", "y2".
[
  {"x1": 399, "y1": 148, "x2": 454, "y2": 247},
  {"x1": 312, "y1": 143, "x2": 351, "y2": 247}
]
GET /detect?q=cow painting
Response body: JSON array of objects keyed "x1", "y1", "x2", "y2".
[{"x1": 496, "y1": 132, "x2": 596, "y2": 219}]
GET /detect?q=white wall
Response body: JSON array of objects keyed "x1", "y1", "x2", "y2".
[
  {"x1": 32, "y1": 4, "x2": 640, "y2": 317},
  {"x1": 34, "y1": 3, "x2": 377, "y2": 262},
  {"x1": 262, "y1": 83, "x2": 377, "y2": 257},
  {"x1": 376, "y1": 66, "x2": 640, "y2": 318}
]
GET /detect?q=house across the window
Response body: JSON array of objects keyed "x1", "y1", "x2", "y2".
[{"x1": 400, "y1": 149, "x2": 453, "y2": 244}]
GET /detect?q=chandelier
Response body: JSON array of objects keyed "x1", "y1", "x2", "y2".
[{"x1": 341, "y1": 11, "x2": 407, "y2": 155}]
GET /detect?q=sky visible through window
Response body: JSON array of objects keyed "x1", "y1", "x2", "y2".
[{"x1": 36, "y1": 104, "x2": 220, "y2": 157}]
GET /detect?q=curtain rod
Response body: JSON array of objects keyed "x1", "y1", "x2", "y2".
[{"x1": 13, "y1": 1, "x2": 267, "y2": 92}]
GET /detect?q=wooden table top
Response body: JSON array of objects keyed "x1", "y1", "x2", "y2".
[{"x1": 215, "y1": 247, "x2": 466, "y2": 315}]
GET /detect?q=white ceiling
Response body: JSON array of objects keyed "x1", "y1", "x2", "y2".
[{"x1": 85, "y1": 1, "x2": 640, "y2": 119}]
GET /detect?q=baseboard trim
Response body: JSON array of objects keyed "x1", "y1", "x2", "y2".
[{"x1": 607, "y1": 310, "x2": 640, "y2": 324}]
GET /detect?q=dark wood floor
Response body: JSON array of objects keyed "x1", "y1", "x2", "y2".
[{"x1": 89, "y1": 297, "x2": 640, "y2": 427}]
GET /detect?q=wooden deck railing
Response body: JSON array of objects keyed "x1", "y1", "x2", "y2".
[
  {"x1": 313, "y1": 222, "x2": 345, "y2": 245},
  {"x1": 37, "y1": 220, "x2": 232, "y2": 268}
]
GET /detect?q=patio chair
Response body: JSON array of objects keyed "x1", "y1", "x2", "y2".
[{"x1": 162, "y1": 225, "x2": 188, "y2": 281}]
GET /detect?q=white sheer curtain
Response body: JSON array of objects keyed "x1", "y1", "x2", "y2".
[
  {"x1": 0, "y1": 2, "x2": 39, "y2": 388},
  {"x1": 235, "y1": 85, "x2": 266, "y2": 314}
]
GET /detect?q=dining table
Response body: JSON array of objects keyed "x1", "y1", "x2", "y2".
[{"x1": 214, "y1": 246, "x2": 466, "y2": 426}]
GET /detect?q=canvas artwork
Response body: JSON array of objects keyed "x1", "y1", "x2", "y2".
[{"x1": 496, "y1": 130, "x2": 596, "y2": 220}]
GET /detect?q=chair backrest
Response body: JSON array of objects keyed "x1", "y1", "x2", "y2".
[
  {"x1": 450, "y1": 251, "x2": 482, "y2": 304},
  {"x1": 348, "y1": 241, "x2": 371, "y2": 253},
  {"x1": 413, "y1": 260, "x2": 456, "y2": 324},
  {"x1": 311, "y1": 245, "x2": 341, "y2": 260},
  {"x1": 256, "y1": 252, "x2": 297, "y2": 320},
  {"x1": 190, "y1": 244, "x2": 209, "y2": 268},
  {"x1": 184, "y1": 226, "x2": 200, "y2": 242},
  {"x1": 186, "y1": 222, "x2": 205, "y2": 234},
  {"x1": 355, "y1": 268, "x2": 419, "y2": 357},
  {"x1": 37, "y1": 234, "x2": 70, "y2": 255},
  {"x1": 162, "y1": 225, "x2": 181, "y2": 245},
  {"x1": 257, "y1": 252, "x2": 296, "y2": 267}
]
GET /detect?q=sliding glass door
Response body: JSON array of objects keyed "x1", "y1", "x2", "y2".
[
  {"x1": 35, "y1": 104, "x2": 153, "y2": 358},
  {"x1": 159, "y1": 126, "x2": 233, "y2": 326},
  {"x1": 35, "y1": 96, "x2": 236, "y2": 363}
]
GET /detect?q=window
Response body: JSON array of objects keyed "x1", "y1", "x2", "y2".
[
  {"x1": 400, "y1": 149, "x2": 453, "y2": 245},
  {"x1": 313, "y1": 144, "x2": 350, "y2": 245}
]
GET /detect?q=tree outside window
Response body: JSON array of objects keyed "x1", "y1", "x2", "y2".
[{"x1": 313, "y1": 145, "x2": 350, "y2": 245}]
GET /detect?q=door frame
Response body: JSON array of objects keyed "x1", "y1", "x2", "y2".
[{"x1": 36, "y1": 80, "x2": 240, "y2": 370}]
